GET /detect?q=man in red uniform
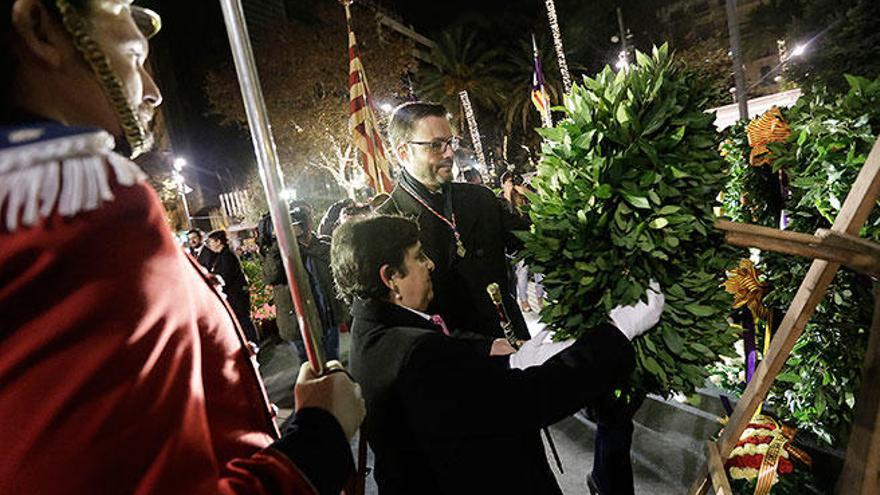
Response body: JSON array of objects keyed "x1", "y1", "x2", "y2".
[{"x1": 0, "y1": 0, "x2": 365, "y2": 493}]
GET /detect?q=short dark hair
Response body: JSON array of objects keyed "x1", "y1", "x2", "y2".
[
  {"x1": 462, "y1": 168, "x2": 482, "y2": 183},
  {"x1": 289, "y1": 200, "x2": 314, "y2": 229},
  {"x1": 318, "y1": 198, "x2": 355, "y2": 237},
  {"x1": 500, "y1": 171, "x2": 523, "y2": 185},
  {"x1": 331, "y1": 215, "x2": 420, "y2": 302},
  {"x1": 207, "y1": 230, "x2": 229, "y2": 246},
  {"x1": 187, "y1": 229, "x2": 203, "y2": 238},
  {"x1": 341, "y1": 203, "x2": 372, "y2": 220},
  {"x1": 388, "y1": 101, "x2": 448, "y2": 147}
]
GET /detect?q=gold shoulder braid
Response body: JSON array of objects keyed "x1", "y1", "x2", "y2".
[{"x1": 55, "y1": 0, "x2": 153, "y2": 158}]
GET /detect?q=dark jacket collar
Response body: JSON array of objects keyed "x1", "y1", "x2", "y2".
[
  {"x1": 351, "y1": 298, "x2": 438, "y2": 332},
  {"x1": 399, "y1": 168, "x2": 449, "y2": 211}
]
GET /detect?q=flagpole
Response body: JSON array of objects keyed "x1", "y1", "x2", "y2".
[
  {"x1": 218, "y1": 0, "x2": 326, "y2": 375},
  {"x1": 531, "y1": 34, "x2": 554, "y2": 128},
  {"x1": 543, "y1": 0, "x2": 572, "y2": 93}
]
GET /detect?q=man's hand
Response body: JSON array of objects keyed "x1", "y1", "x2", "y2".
[
  {"x1": 489, "y1": 338, "x2": 517, "y2": 356},
  {"x1": 513, "y1": 184, "x2": 531, "y2": 198},
  {"x1": 293, "y1": 360, "x2": 366, "y2": 440},
  {"x1": 609, "y1": 280, "x2": 665, "y2": 340},
  {"x1": 509, "y1": 329, "x2": 575, "y2": 370},
  {"x1": 502, "y1": 180, "x2": 515, "y2": 200}
]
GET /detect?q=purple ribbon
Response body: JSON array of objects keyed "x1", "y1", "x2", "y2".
[{"x1": 743, "y1": 316, "x2": 758, "y2": 384}]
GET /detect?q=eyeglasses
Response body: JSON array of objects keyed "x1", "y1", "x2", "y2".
[{"x1": 407, "y1": 136, "x2": 460, "y2": 154}]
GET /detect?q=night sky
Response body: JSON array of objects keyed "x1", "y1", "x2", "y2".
[{"x1": 390, "y1": 0, "x2": 534, "y2": 34}]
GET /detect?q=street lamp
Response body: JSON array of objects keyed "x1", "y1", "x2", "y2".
[
  {"x1": 280, "y1": 188, "x2": 297, "y2": 201},
  {"x1": 790, "y1": 43, "x2": 807, "y2": 59},
  {"x1": 615, "y1": 50, "x2": 630, "y2": 71},
  {"x1": 744, "y1": 38, "x2": 814, "y2": 92},
  {"x1": 171, "y1": 156, "x2": 192, "y2": 230}
]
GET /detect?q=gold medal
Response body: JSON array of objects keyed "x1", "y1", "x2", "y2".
[{"x1": 399, "y1": 183, "x2": 467, "y2": 258}]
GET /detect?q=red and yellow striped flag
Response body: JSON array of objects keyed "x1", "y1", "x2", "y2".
[{"x1": 343, "y1": 1, "x2": 393, "y2": 194}]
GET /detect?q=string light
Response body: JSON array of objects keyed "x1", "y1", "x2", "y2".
[
  {"x1": 615, "y1": 50, "x2": 630, "y2": 71},
  {"x1": 458, "y1": 90, "x2": 487, "y2": 172},
  {"x1": 544, "y1": 0, "x2": 572, "y2": 93}
]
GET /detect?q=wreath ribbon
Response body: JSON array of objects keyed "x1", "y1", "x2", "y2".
[{"x1": 753, "y1": 416, "x2": 787, "y2": 495}]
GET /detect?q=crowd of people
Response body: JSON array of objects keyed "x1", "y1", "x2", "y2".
[
  {"x1": 0, "y1": 1, "x2": 665, "y2": 494},
  {"x1": 185, "y1": 164, "x2": 545, "y2": 366}
]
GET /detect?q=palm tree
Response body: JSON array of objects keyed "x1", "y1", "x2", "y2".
[{"x1": 417, "y1": 27, "x2": 507, "y2": 117}]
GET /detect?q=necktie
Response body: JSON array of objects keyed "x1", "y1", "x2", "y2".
[{"x1": 430, "y1": 314, "x2": 451, "y2": 336}]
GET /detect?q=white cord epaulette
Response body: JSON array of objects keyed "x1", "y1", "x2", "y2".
[{"x1": 0, "y1": 129, "x2": 146, "y2": 232}]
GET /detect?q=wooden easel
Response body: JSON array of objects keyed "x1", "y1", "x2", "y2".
[{"x1": 688, "y1": 134, "x2": 880, "y2": 495}]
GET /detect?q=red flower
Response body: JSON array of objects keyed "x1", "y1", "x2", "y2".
[
  {"x1": 748, "y1": 422, "x2": 777, "y2": 431},
  {"x1": 729, "y1": 454, "x2": 765, "y2": 469},
  {"x1": 778, "y1": 458, "x2": 794, "y2": 474}
]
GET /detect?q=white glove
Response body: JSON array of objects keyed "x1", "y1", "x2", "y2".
[
  {"x1": 509, "y1": 329, "x2": 576, "y2": 370},
  {"x1": 609, "y1": 280, "x2": 665, "y2": 340}
]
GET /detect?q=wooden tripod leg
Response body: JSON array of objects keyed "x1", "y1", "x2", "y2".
[
  {"x1": 836, "y1": 284, "x2": 880, "y2": 494},
  {"x1": 690, "y1": 135, "x2": 880, "y2": 495},
  {"x1": 707, "y1": 441, "x2": 734, "y2": 495}
]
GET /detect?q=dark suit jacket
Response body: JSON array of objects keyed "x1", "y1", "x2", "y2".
[
  {"x1": 378, "y1": 179, "x2": 531, "y2": 339},
  {"x1": 191, "y1": 245, "x2": 215, "y2": 269},
  {"x1": 349, "y1": 299, "x2": 636, "y2": 495}
]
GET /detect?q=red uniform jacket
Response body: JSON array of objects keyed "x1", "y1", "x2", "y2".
[{"x1": 0, "y1": 124, "x2": 349, "y2": 494}]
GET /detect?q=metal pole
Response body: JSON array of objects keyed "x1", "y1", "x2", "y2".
[
  {"x1": 180, "y1": 191, "x2": 192, "y2": 230},
  {"x1": 218, "y1": 0, "x2": 326, "y2": 375},
  {"x1": 725, "y1": 0, "x2": 749, "y2": 121},
  {"x1": 616, "y1": 7, "x2": 629, "y2": 64}
]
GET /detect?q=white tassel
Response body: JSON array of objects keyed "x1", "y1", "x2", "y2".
[
  {"x1": 1, "y1": 130, "x2": 146, "y2": 232},
  {"x1": 39, "y1": 161, "x2": 60, "y2": 218},
  {"x1": 106, "y1": 152, "x2": 147, "y2": 186}
]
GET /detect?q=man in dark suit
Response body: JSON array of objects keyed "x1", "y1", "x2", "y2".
[
  {"x1": 331, "y1": 215, "x2": 664, "y2": 495},
  {"x1": 186, "y1": 228, "x2": 215, "y2": 268},
  {"x1": 377, "y1": 102, "x2": 531, "y2": 340}
]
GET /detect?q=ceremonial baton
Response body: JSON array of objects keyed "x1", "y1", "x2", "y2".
[
  {"x1": 219, "y1": 0, "x2": 326, "y2": 375},
  {"x1": 486, "y1": 282, "x2": 520, "y2": 349},
  {"x1": 487, "y1": 282, "x2": 565, "y2": 474}
]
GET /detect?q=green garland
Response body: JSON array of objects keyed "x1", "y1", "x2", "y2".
[
  {"x1": 719, "y1": 75, "x2": 880, "y2": 445},
  {"x1": 521, "y1": 45, "x2": 738, "y2": 396},
  {"x1": 719, "y1": 121, "x2": 782, "y2": 228}
]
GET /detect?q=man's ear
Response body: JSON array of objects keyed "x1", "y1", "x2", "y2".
[
  {"x1": 379, "y1": 264, "x2": 397, "y2": 292},
  {"x1": 11, "y1": 0, "x2": 67, "y2": 68},
  {"x1": 395, "y1": 142, "x2": 409, "y2": 164}
]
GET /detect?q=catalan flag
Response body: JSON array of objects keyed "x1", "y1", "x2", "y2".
[
  {"x1": 530, "y1": 34, "x2": 553, "y2": 128},
  {"x1": 344, "y1": 1, "x2": 393, "y2": 193}
]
